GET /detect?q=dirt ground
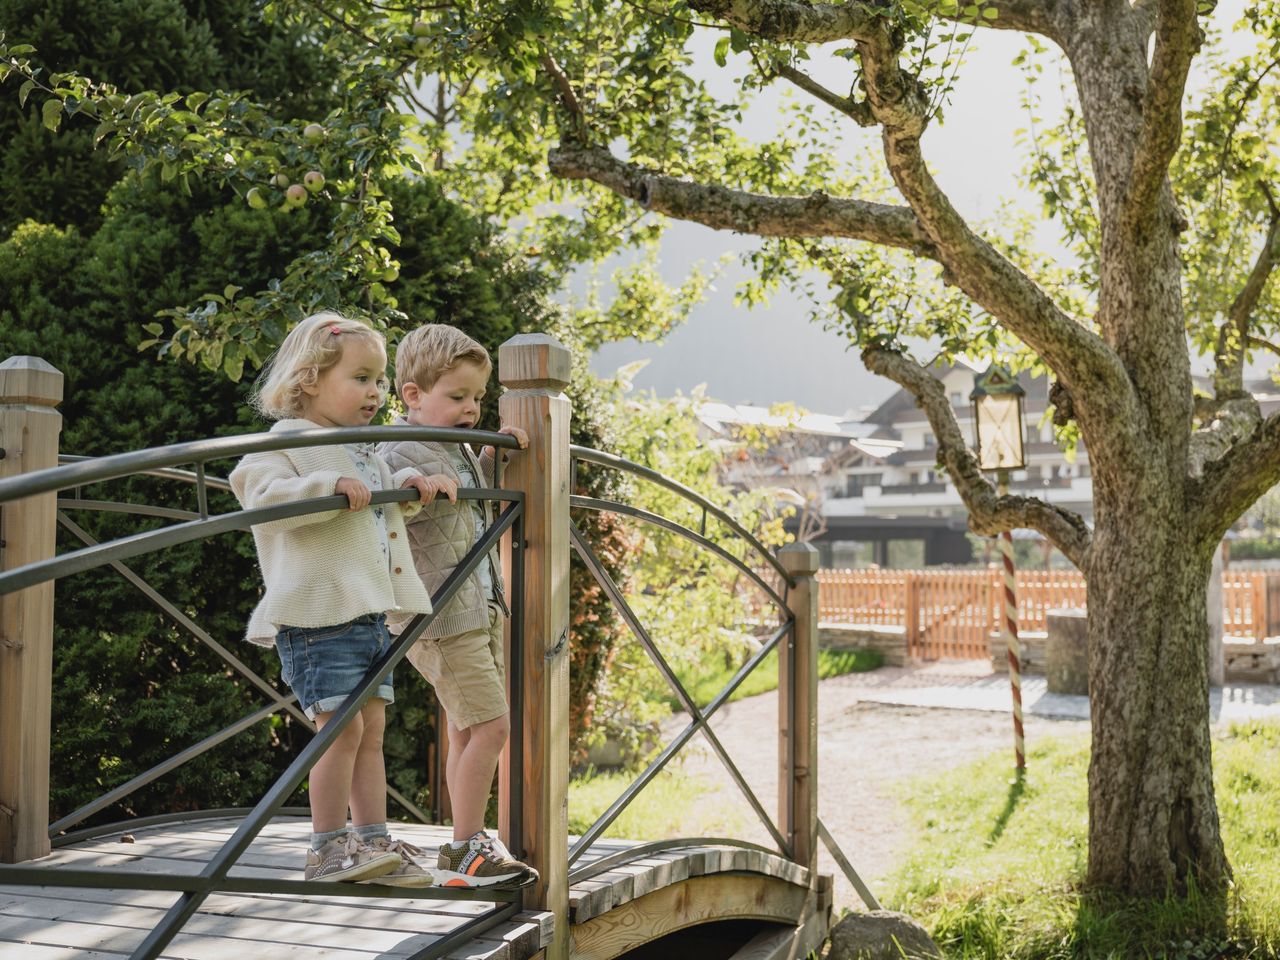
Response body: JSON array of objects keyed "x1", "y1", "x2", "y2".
[{"x1": 667, "y1": 671, "x2": 1091, "y2": 913}]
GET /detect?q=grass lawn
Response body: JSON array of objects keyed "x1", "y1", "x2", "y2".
[
  {"x1": 567, "y1": 761, "x2": 751, "y2": 839},
  {"x1": 885, "y1": 720, "x2": 1280, "y2": 959},
  {"x1": 668, "y1": 646, "x2": 882, "y2": 709}
]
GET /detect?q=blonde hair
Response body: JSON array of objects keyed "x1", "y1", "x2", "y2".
[
  {"x1": 252, "y1": 311, "x2": 386, "y2": 420},
  {"x1": 394, "y1": 323, "x2": 491, "y2": 399}
]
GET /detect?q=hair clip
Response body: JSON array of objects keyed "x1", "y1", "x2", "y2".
[{"x1": 328, "y1": 324, "x2": 342, "y2": 335}]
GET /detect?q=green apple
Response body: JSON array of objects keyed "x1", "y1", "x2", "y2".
[
  {"x1": 273, "y1": 173, "x2": 290, "y2": 189},
  {"x1": 414, "y1": 36, "x2": 431, "y2": 56},
  {"x1": 285, "y1": 184, "x2": 307, "y2": 207},
  {"x1": 412, "y1": 20, "x2": 430, "y2": 36},
  {"x1": 303, "y1": 123, "x2": 325, "y2": 140},
  {"x1": 246, "y1": 187, "x2": 268, "y2": 210},
  {"x1": 382, "y1": 265, "x2": 400, "y2": 283},
  {"x1": 303, "y1": 170, "x2": 325, "y2": 193}
]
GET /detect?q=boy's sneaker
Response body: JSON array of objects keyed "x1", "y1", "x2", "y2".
[
  {"x1": 361, "y1": 836, "x2": 435, "y2": 888},
  {"x1": 435, "y1": 831, "x2": 538, "y2": 888},
  {"x1": 304, "y1": 833, "x2": 400, "y2": 883}
]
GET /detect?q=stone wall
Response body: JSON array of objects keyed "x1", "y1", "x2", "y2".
[{"x1": 819, "y1": 623, "x2": 909, "y2": 667}]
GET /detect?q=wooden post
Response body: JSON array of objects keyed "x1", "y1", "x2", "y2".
[
  {"x1": 778, "y1": 542, "x2": 819, "y2": 875},
  {"x1": 903, "y1": 574, "x2": 920, "y2": 660},
  {"x1": 497, "y1": 335, "x2": 570, "y2": 958},
  {"x1": 0, "y1": 357, "x2": 63, "y2": 864}
]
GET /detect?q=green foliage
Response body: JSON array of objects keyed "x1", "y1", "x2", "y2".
[
  {"x1": 0, "y1": 0, "x2": 338, "y2": 236},
  {"x1": 0, "y1": 217, "x2": 285, "y2": 821},
  {"x1": 568, "y1": 377, "x2": 799, "y2": 767},
  {"x1": 886, "y1": 723, "x2": 1280, "y2": 957},
  {"x1": 0, "y1": 11, "x2": 599, "y2": 826}
]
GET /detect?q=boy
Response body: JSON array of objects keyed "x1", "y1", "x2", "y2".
[{"x1": 380, "y1": 323, "x2": 536, "y2": 889}]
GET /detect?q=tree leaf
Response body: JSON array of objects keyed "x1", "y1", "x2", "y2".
[
  {"x1": 41, "y1": 97, "x2": 61, "y2": 132},
  {"x1": 714, "y1": 35, "x2": 730, "y2": 68}
]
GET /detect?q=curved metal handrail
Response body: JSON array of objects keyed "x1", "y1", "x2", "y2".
[
  {"x1": 0, "y1": 487, "x2": 517, "y2": 596},
  {"x1": 571, "y1": 494, "x2": 788, "y2": 611},
  {"x1": 0, "y1": 424, "x2": 519, "y2": 504},
  {"x1": 570, "y1": 445, "x2": 793, "y2": 588},
  {"x1": 58, "y1": 455, "x2": 234, "y2": 492}
]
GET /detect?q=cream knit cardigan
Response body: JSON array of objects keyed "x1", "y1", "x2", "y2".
[{"x1": 230, "y1": 419, "x2": 434, "y2": 646}]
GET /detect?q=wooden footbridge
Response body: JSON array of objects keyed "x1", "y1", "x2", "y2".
[{"x1": 0, "y1": 337, "x2": 876, "y2": 960}]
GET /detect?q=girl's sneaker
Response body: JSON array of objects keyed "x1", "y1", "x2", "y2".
[
  {"x1": 304, "y1": 833, "x2": 400, "y2": 883},
  {"x1": 361, "y1": 836, "x2": 435, "y2": 887},
  {"x1": 435, "y1": 831, "x2": 538, "y2": 888}
]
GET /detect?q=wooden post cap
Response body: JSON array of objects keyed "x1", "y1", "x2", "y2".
[
  {"x1": 779, "y1": 541, "x2": 820, "y2": 576},
  {"x1": 0, "y1": 357, "x2": 64, "y2": 407},
  {"x1": 497, "y1": 334, "x2": 571, "y2": 390}
]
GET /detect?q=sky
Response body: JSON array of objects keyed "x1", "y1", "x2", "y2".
[{"x1": 585, "y1": 1, "x2": 1260, "y2": 417}]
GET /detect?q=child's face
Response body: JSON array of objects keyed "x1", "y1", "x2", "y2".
[
  {"x1": 404, "y1": 361, "x2": 489, "y2": 429},
  {"x1": 300, "y1": 338, "x2": 388, "y2": 428}
]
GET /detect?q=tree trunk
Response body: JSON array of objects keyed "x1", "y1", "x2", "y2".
[{"x1": 1085, "y1": 506, "x2": 1230, "y2": 893}]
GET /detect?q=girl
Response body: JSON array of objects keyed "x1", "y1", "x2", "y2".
[{"x1": 230, "y1": 311, "x2": 455, "y2": 885}]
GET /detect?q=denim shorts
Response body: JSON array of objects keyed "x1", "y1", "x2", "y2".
[{"x1": 275, "y1": 613, "x2": 395, "y2": 720}]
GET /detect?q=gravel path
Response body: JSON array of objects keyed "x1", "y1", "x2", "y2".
[{"x1": 666, "y1": 668, "x2": 1091, "y2": 913}]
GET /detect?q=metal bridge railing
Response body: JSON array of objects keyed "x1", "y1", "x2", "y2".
[
  {"x1": 566, "y1": 446, "x2": 881, "y2": 910},
  {"x1": 0, "y1": 425, "x2": 528, "y2": 960}
]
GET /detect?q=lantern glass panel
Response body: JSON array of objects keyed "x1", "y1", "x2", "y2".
[{"x1": 975, "y1": 393, "x2": 1025, "y2": 471}]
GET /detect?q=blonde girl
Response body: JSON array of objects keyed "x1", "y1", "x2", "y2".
[{"x1": 230, "y1": 311, "x2": 454, "y2": 885}]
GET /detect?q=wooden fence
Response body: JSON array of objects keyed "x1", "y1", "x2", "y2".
[{"x1": 818, "y1": 568, "x2": 1280, "y2": 660}]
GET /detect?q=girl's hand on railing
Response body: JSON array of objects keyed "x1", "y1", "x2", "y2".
[
  {"x1": 402, "y1": 472, "x2": 457, "y2": 504},
  {"x1": 335, "y1": 477, "x2": 371, "y2": 510}
]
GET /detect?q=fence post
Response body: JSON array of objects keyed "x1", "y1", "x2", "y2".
[
  {"x1": 0, "y1": 357, "x2": 63, "y2": 864},
  {"x1": 497, "y1": 335, "x2": 571, "y2": 958},
  {"x1": 778, "y1": 542, "x2": 819, "y2": 874},
  {"x1": 903, "y1": 573, "x2": 920, "y2": 661}
]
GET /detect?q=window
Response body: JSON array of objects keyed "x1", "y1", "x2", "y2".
[{"x1": 845, "y1": 472, "x2": 883, "y2": 497}]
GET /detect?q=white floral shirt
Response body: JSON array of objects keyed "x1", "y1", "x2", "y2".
[{"x1": 346, "y1": 442, "x2": 390, "y2": 569}]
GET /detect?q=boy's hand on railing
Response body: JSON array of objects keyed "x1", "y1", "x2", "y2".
[
  {"x1": 485, "y1": 425, "x2": 529, "y2": 462},
  {"x1": 500, "y1": 425, "x2": 529, "y2": 450},
  {"x1": 402, "y1": 472, "x2": 458, "y2": 504},
  {"x1": 335, "y1": 477, "x2": 372, "y2": 510}
]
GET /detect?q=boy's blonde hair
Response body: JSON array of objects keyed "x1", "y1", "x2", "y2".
[
  {"x1": 252, "y1": 311, "x2": 386, "y2": 420},
  {"x1": 394, "y1": 323, "x2": 491, "y2": 399}
]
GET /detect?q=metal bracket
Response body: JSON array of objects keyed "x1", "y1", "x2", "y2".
[{"x1": 545, "y1": 628, "x2": 568, "y2": 660}]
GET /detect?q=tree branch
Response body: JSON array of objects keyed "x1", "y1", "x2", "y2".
[
  {"x1": 1192, "y1": 409, "x2": 1280, "y2": 547},
  {"x1": 547, "y1": 143, "x2": 937, "y2": 255},
  {"x1": 863, "y1": 345, "x2": 1092, "y2": 568},
  {"x1": 686, "y1": 0, "x2": 879, "y2": 43},
  {"x1": 773, "y1": 62, "x2": 873, "y2": 125},
  {"x1": 685, "y1": 0, "x2": 1138, "y2": 451},
  {"x1": 540, "y1": 50, "x2": 587, "y2": 138},
  {"x1": 687, "y1": 0, "x2": 1060, "y2": 41},
  {"x1": 1123, "y1": 0, "x2": 1201, "y2": 231},
  {"x1": 846, "y1": 10, "x2": 1140, "y2": 443},
  {"x1": 1212, "y1": 197, "x2": 1280, "y2": 401}
]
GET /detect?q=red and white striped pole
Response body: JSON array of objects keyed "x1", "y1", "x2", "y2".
[{"x1": 998, "y1": 470, "x2": 1026, "y2": 773}]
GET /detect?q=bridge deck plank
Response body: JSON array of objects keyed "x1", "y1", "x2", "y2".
[
  {"x1": 1, "y1": 816, "x2": 821, "y2": 959},
  {"x1": 0, "y1": 816, "x2": 547, "y2": 960}
]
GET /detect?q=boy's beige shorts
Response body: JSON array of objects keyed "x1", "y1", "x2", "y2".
[{"x1": 406, "y1": 602, "x2": 506, "y2": 729}]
